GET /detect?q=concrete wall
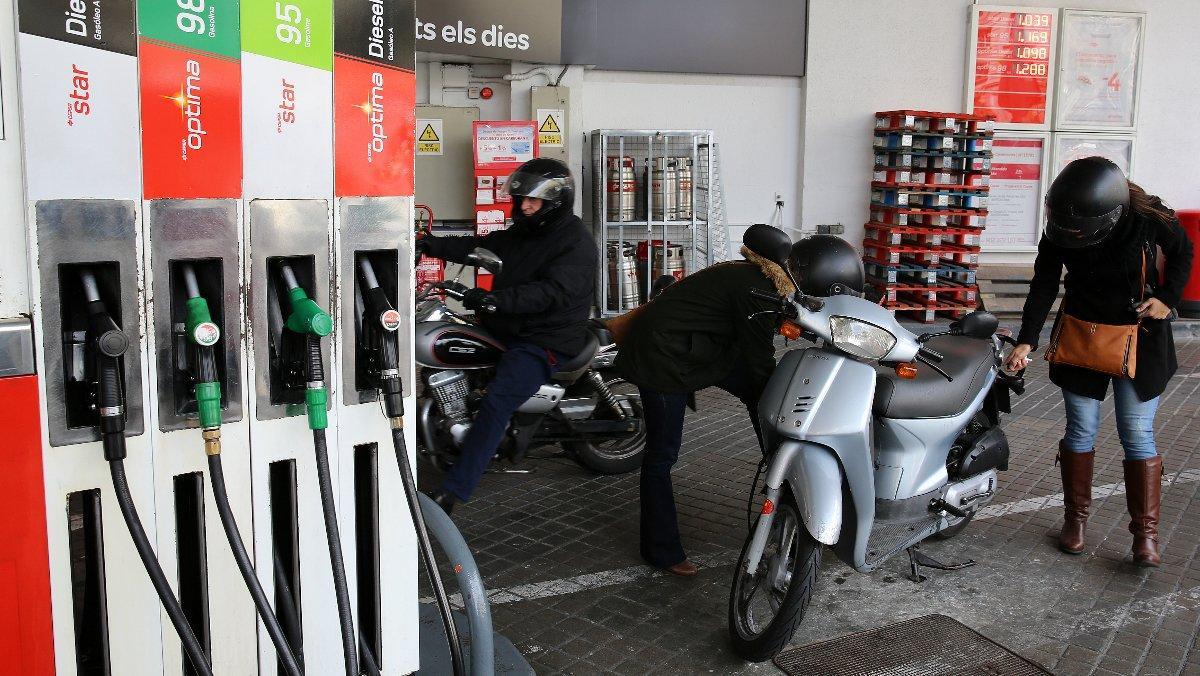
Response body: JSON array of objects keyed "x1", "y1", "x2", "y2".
[
  {"x1": 575, "y1": 69, "x2": 804, "y2": 242},
  {"x1": 415, "y1": 57, "x2": 804, "y2": 244},
  {"x1": 801, "y1": 0, "x2": 1200, "y2": 263}
]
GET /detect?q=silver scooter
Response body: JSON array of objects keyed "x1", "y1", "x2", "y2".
[{"x1": 727, "y1": 225, "x2": 1025, "y2": 661}]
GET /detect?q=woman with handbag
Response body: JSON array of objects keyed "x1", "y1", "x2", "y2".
[{"x1": 1005, "y1": 157, "x2": 1193, "y2": 567}]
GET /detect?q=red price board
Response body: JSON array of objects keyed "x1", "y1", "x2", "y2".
[{"x1": 968, "y1": 6, "x2": 1058, "y2": 129}]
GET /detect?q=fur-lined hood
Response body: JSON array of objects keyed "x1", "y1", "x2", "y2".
[{"x1": 740, "y1": 245, "x2": 795, "y2": 296}]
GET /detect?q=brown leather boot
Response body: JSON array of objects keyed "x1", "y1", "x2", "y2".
[
  {"x1": 1058, "y1": 443, "x2": 1094, "y2": 554},
  {"x1": 1124, "y1": 456, "x2": 1163, "y2": 567}
]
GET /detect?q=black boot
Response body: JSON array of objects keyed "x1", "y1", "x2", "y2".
[{"x1": 426, "y1": 488, "x2": 456, "y2": 515}]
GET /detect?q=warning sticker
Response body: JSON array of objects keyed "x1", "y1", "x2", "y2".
[
  {"x1": 417, "y1": 118, "x2": 443, "y2": 155},
  {"x1": 537, "y1": 108, "x2": 564, "y2": 147}
]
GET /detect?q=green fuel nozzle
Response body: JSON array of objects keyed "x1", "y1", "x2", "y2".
[
  {"x1": 182, "y1": 265, "x2": 223, "y2": 435},
  {"x1": 280, "y1": 264, "x2": 333, "y2": 337},
  {"x1": 278, "y1": 263, "x2": 331, "y2": 430}
]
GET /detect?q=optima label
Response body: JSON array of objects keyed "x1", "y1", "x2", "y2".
[
  {"x1": 137, "y1": 0, "x2": 242, "y2": 198},
  {"x1": 333, "y1": 0, "x2": 415, "y2": 197}
]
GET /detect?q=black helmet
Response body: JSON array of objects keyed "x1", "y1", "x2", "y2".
[
  {"x1": 502, "y1": 157, "x2": 575, "y2": 230},
  {"x1": 789, "y1": 235, "x2": 864, "y2": 297},
  {"x1": 1044, "y1": 156, "x2": 1129, "y2": 249}
]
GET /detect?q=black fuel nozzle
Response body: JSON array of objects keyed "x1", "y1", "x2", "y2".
[
  {"x1": 357, "y1": 257, "x2": 404, "y2": 420},
  {"x1": 81, "y1": 269, "x2": 129, "y2": 461}
]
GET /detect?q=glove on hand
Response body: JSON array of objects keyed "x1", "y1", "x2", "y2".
[{"x1": 462, "y1": 288, "x2": 497, "y2": 313}]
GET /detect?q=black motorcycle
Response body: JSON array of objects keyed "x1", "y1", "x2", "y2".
[{"x1": 414, "y1": 248, "x2": 647, "y2": 475}]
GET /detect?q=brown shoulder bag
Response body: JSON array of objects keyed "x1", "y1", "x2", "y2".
[{"x1": 1043, "y1": 247, "x2": 1145, "y2": 378}]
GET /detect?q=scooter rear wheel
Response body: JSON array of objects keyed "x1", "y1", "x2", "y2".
[{"x1": 728, "y1": 496, "x2": 821, "y2": 662}]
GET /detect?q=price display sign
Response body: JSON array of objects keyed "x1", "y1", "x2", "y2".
[
  {"x1": 1054, "y1": 10, "x2": 1144, "y2": 132},
  {"x1": 967, "y1": 6, "x2": 1058, "y2": 130}
]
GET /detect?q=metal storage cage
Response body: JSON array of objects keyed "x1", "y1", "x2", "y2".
[{"x1": 587, "y1": 130, "x2": 728, "y2": 316}]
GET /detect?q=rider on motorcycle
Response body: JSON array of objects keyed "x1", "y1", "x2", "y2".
[
  {"x1": 416, "y1": 158, "x2": 598, "y2": 513},
  {"x1": 610, "y1": 231, "x2": 864, "y2": 576}
]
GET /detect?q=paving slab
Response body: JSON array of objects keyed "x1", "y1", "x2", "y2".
[{"x1": 419, "y1": 337, "x2": 1200, "y2": 675}]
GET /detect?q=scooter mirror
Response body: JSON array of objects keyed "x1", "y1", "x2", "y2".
[
  {"x1": 466, "y1": 248, "x2": 503, "y2": 275},
  {"x1": 742, "y1": 224, "x2": 792, "y2": 267},
  {"x1": 952, "y1": 311, "x2": 999, "y2": 339}
]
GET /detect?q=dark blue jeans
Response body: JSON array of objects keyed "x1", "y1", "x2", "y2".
[
  {"x1": 638, "y1": 367, "x2": 762, "y2": 568},
  {"x1": 440, "y1": 341, "x2": 560, "y2": 501}
]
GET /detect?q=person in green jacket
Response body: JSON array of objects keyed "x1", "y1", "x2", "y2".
[{"x1": 612, "y1": 241, "x2": 796, "y2": 576}]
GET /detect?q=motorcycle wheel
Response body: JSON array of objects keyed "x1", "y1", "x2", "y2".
[
  {"x1": 728, "y1": 495, "x2": 821, "y2": 662},
  {"x1": 932, "y1": 511, "x2": 975, "y2": 540},
  {"x1": 564, "y1": 378, "x2": 647, "y2": 475}
]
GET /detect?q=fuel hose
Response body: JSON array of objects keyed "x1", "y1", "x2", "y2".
[
  {"x1": 80, "y1": 269, "x2": 214, "y2": 676},
  {"x1": 110, "y1": 460, "x2": 215, "y2": 676},
  {"x1": 392, "y1": 423, "x2": 466, "y2": 676},
  {"x1": 182, "y1": 264, "x2": 304, "y2": 676},
  {"x1": 357, "y1": 257, "x2": 465, "y2": 676},
  {"x1": 279, "y1": 261, "x2": 359, "y2": 676},
  {"x1": 209, "y1": 456, "x2": 304, "y2": 675}
]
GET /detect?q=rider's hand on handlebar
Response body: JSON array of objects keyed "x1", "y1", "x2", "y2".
[
  {"x1": 462, "y1": 287, "x2": 498, "y2": 313},
  {"x1": 1005, "y1": 343, "x2": 1033, "y2": 372}
]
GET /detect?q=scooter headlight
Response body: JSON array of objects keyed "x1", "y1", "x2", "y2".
[{"x1": 829, "y1": 316, "x2": 896, "y2": 360}]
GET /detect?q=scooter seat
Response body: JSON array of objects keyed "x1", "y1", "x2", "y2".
[
  {"x1": 552, "y1": 330, "x2": 600, "y2": 383},
  {"x1": 873, "y1": 335, "x2": 995, "y2": 419}
]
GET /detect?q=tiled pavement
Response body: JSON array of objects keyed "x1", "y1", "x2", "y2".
[{"x1": 420, "y1": 336, "x2": 1200, "y2": 675}]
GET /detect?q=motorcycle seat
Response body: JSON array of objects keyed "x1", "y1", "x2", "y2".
[
  {"x1": 873, "y1": 334, "x2": 995, "y2": 419},
  {"x1": 552, "y1": 330, "x2": 600, "y2": 384}
]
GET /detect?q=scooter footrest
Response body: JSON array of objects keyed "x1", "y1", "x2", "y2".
[{"x1": 865, "y1": 516, "x2": 941, "y2": 566}]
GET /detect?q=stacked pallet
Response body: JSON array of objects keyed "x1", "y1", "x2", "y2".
[{"x1": 865, "y1": 110, "x2": 994, "y2": 323}]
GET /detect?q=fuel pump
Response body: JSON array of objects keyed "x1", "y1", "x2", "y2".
[
  {"x1": 76, "y1": 267, "x2": 214, "y2": 676},
  {"x1": 357, "y1": 256, "x2": 466, "y2": 676},
  {"x1": 178, "y1": 264, "x2": 305, "y2": 676},
  {"x1": 276, "y1": 261, "x2": 360, "y2": 676}
]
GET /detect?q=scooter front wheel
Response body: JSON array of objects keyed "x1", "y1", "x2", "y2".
[{"x1": 728, "y1": 495, "x2": 821, "y2": 662}]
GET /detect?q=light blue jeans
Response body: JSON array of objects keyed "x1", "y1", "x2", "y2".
[{"x1": 1062, "y1": 379, "x2": 1160, "y2": 460}]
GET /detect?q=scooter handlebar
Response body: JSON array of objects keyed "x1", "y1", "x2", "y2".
[
  {"x1": 748, "y1": 288, "x2": 784, "y2": 305},
  {"x1": 918, "y1": 346, "x2": 944, "y2": 363}
]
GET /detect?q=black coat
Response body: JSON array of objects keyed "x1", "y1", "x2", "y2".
[
  {"x1": 615, "y1": 249, "x2": 794, "y2": 396},
  {"x1": 423, "y1": 213, "x2": 598, "y2": 356},
  {"x1": 1017, "y1": 207, "x2": 1194, "y2": 401}
]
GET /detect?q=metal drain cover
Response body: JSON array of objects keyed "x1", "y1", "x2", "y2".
[{"x1": 773, "y1": 614, "x2": 1051, "y2": 676}]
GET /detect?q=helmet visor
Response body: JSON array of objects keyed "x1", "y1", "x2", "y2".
[
  {"x1": 499, "y1": 170, "x2": 569, "y2": 203},
  {"x1": 1045, "y1": 203, "x2": 1123, "y2": 248}
]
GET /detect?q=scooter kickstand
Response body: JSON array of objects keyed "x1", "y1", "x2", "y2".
[{"x1": 906, "y1": 545, "x2": 977, "y2": 583}]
